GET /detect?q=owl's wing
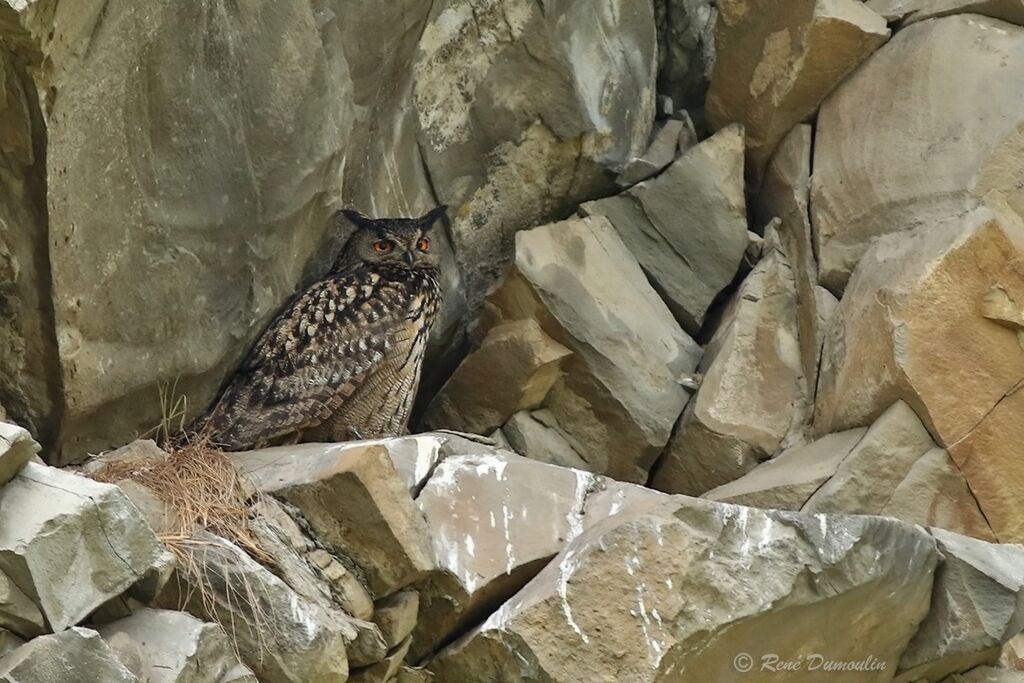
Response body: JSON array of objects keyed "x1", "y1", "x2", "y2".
[{"x1": 204, "y1": 272, "x2": 408, "y2": 449}]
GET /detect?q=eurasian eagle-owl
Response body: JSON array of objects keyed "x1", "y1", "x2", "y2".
[{"x1": 195, "y1": 206, "x2": 446, "y2": 451}]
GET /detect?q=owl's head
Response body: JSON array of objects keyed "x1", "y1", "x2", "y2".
[{"x1": 337, "y1": 206, "x2": 447, "y2": 271}]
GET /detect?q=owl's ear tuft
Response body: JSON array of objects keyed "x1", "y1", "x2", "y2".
[
  {"x1": 341, "y1": 209, "x2": 377, "y2": 231},
  {"x1": 419, "y1": 205, "x2": 448, "y2": 231}
]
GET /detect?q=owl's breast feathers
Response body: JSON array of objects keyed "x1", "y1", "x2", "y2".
[{"x1": 202, "y1": 263, "x2": 441, "y2": 449}]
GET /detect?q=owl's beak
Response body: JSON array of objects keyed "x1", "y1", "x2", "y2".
[{"x1": 404, "y1": 250, "x2": 415, "y2": 266}]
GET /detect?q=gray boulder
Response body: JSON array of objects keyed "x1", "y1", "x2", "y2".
[{"x1": 0, "y1": 462, "x2": 165, "y2": 632}]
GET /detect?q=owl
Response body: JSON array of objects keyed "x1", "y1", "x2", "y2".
[{"x1": 193, "y1": 206, "x2": 446, "y2": 451}]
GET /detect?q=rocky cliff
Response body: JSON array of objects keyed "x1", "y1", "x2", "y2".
[{"x1": 2, "y1": 0, "x2": 1024, "y2": 681}]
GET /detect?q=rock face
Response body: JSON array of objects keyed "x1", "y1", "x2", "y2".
[
  {"x1": 0, "y1": 35, "x2": 58, "y2": 448},
  {"x1": 812, "y1": 14, "x2": 1024, "y2": 291},
  {"x1": 416, "y1": 0, "x2": 658, "y2": 311},
  {"x1": 5, "y1": 2, "x2": 1024, "y2": 682},
  {"x1": 483, "y1": 215, "x2": 701, "y2": 482},
  {"x1": 651, "y1": 235, "x2": 806, "y2": 495},
  {"x1": 816, "y1": 204, "x2": 1024, "y2": 542},
  {"x1": 582, "y1": 124, "x2": 749, "y2": 335},
  {"x1": 432, "y1": 498, "x2": 939, "y2": 682},
  {"x1": 0, "y1": 463, "x2": 164, "y2": 633},
  {"x1": 656, "y1": 0, "x2": 717, "y2": 110},
  {"x1": 703, "y1": 428, "x2": 865, "y2": 509},
  {"x1": 707, "y1": 0, "x2": 889, "y2": 179},
  {"x1": 0, "y1": 0, "x2": 659, "y2": 462}
]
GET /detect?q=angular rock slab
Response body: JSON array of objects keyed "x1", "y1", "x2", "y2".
[
  {"x1": 707, "y1": 0, "x2": 889, "y2": 179},
  {"x1": 898, "y1": 530, "x2": 1024, "y2": 683},
  {"x1": 0, "y1": 627, "x2": 138, "y2": 682},
  {"x1": 703, "y1": 428, "x2": 865, "y2": 509},
  {"x1": 804, "y1": 402, "x2": 995, "y2": 540},
  {"x1": 230, "y1": 443, "x2": 435, "y2": 597},
  {"x1": 812, "y1": 15, "x2": 1024, "y2": 291},
  {"x1": 484, "y1": 215, "x2": 700, "y2": 483},
  {"x1": 615, "y1": 118, "x2": 690, "y2": 187},
  {"x1": 412, "y1": 452, "x2": 599, "y2": 659},
  {"x1": 815, "y1": 204, "x2": 1024, "y2": 542},
  {"x1": 582, "y1": 125, "x2": 749, "y2": 334},
  {"x1": 0, "y1": 422, "x2": 37, "y2": 489},
  {"x1": 803, "y1": 401, "x2": 937, "y2": 514},
  {"x1": 0, "y1": 569, "x2": 44, "y2": 639},
  {"x1": 432, "y1": 499, "x2": 939, "y2": 682},
  {"x1": 500, "y1": 410, "x2": 592, "y2": 471},
  {"x1": 422, "y1": 318, "x2": 571, "y2": 434},
  {"x1": 0, "y1": 462, "x2": 164, "y2": 632},
  {"x1": 651, "y1": 239, "x2": 806, "y2": 495},
  {"x1": 99, "y1": 608, "x2": 256, "y2": 683}
]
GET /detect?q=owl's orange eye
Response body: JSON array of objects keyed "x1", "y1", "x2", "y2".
[
  {"x1": 417, "y1": 237, "x2": 431, "y2": 252},
  {"x1": 372, "y1": 240, "x2": 394, "y2": 254}
]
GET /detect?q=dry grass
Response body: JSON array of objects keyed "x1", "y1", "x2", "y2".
[{"x1": 90, "y1": 436, "x2": 278, "y2": 658}]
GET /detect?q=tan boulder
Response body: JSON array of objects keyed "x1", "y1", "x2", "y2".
[
  {"x1": 703, "y1": 428, "x2": 865, "y2": 509},
  {"x1": 431, "y1": 498, "x2": 938, "y2": 682},
  {"x1": 882, "y1": 448, "x2": 997, "y2": 543},
  {"x1": 650, "y1": 239, "x2": 806, "y2": 495},
  {"x1": 804, "y1": 402, "x2": 995, "y2": 540},
  {"x1": 707, "y1": 0, "x2": 889, "y2": 179},
  {"x1": 815, "y1": 204, "x2": 1024, "y2": 541},
  {"x1": 484, "y1": 215, "x2": 700, "y2": 483},
  {"x1": 230, "y1": 443, "x2": 435, "y2": 597},
  {"x1": 803, "y1": 401, "x2": 937, "y2": 514},
  {"x1": 422, "y1": 319, "x2": 571, "y2": 434},
  {"x1": 812, "y1": 15, "x2": 1024, "y2": 291}
]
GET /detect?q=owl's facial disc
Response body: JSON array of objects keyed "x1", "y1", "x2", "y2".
[{"x1": 339, "y1": 207, "x2": 446, "y2": 270}]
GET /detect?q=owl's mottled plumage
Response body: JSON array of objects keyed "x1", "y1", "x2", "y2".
[{"x1": 197, "y1": 206, "x2": 446, "y2": 451}]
